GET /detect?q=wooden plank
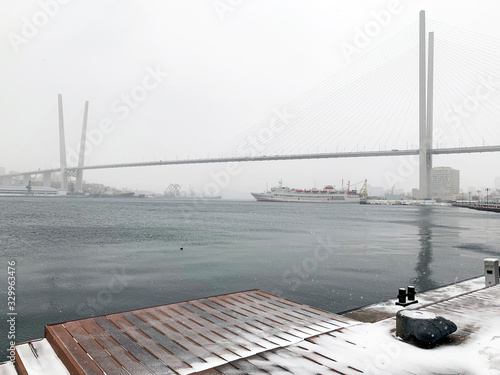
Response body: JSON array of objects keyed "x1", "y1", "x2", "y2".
[
  {"x1": 162, "y1": 303, "x2": 259, "y2": 355},
  {"x1": 253, "y1": 290, "x2": 357, "y2": 325},
  {"x1": 222, "y1": 296, "x2": 323, "y2": 336},
  {"x1": 201, "y1": 297, "x2": 288, "y2": 333},
  {"x1": 241, "y1": 293, "x2": 329, "y2": 323},
  {"x1": 204, "y1": 298, "x2": 313, "y2": 340},
  {"x1": 251, "y1": 291, "x2": 355, "y2": 325},
  {"x1": 64, "y1": 321, "x2": 128, "y2": 375},
  {"x1": 238, "y1": 293, "x2": 343, "y2": 331},
  {"x1": 191, "y1": 369, "x2": 224, "y2": 375},
  {"x1": 45, "y1": 324, "x2": 104, "y2": 375},
  {"x1": 144, "y1": 307, "x2": 241, "y2": 361},
  {"x1": 210, "y1": 363, "x2": 246, "y2": 375},
  {"x1": 194, "y1": 299, "x2": 301, "y2": 345},
  {"x1": 121, "y1": 311, "x2": 205, "y2": 366},
  {"x1": 94, "y1": 316, "x2": 176, "y2": 375},
  {"x1": 241, "y1": 353, "x2": 294, "y2": 374},
  {"x1": 223, "y1": 295, "x2": 327, "y2": 335},
  {"x1": 180, "y1": 301, "x2": 283, "y2": 350},
  {"x1": 192, "y1": 300, "x2": 292, "y2": 346},
  {"x1": 134, "y1": 309, "x2": 234, "y2": 363},
  {"x1": 78, "y1": 318, "x2": 153, "y2": 375},
  {"x1": 223, "y1": 358, "x2": 273, "y2": 375}
]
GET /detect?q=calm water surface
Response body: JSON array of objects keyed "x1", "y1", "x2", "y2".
[{"x1": 1, "y1": 197, "x2": 499, "y2": 353}]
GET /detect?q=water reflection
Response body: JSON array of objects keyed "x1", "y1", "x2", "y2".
[{"x1": 412, "y1": 207, "x2": 438, "y2": 291}]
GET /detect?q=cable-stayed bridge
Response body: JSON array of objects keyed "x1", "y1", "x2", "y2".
[{"x1": 2, "y1": 11, "x2": 500, "y2": 198}]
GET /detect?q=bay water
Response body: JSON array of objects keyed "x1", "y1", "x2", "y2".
[{"x1": 1, "y1": 197, "x2": 499, "y2": 356}]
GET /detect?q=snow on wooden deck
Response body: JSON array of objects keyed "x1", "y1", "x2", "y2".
[
  {"x1": 3, "y1": 278, "x2": 499, "y2": 374},
  {"x1": 342, "y1": 276, "x2": 486, "y2": 323},
  {"x1": 209, "y1": 283, "x2": 500, "y2": 374},
  {"x1": 44, "y1": 289, "x2": 358, "y2": 374},
  {"x1": 15, "y1": 339, "x2": 70, "y2": 375},
  {"x1": 0, "y1": 362, "x2": 17, "y2": 375}
]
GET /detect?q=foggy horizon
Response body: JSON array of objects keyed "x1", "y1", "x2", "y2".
[{"x1": 2, "y1": 1, "x2": 500, "y2": 198}]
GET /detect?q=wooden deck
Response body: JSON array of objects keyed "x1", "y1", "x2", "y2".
[
  {"x1": 40, "y1": 290, "x2": 357, "y2": 374},
  {"x1": 4, "y1": 277, "x2": 500, "y2": 374}
]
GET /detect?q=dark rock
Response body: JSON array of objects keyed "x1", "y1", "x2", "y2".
[{"x1": 396, "y1": 310, "x2": 457, "y2": 345}]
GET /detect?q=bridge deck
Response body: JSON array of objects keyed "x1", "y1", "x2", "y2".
[{"x1": 2, "y1": 145, "x2": 500, "y2": 178}]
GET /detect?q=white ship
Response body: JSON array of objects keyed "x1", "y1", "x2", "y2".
[
  {"x1": 251, "y1": 180, "x2": 367, "y2": 203},
  {"x1": 0, "y1": 186, "x2": 59, "y2": 197}
]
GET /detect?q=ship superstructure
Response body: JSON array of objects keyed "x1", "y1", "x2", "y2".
[{"x1": 251, "y1": 180, "x2": 366, "y2": 203}]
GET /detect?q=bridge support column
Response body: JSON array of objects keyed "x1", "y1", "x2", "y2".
[
  {"x1": 418, "y1": 10, "x2": 428, "y2": 199},
  {"x1": 58, "y1": 94, "x2": 68, "y2": 191},
  {"x1": 43, "y1": 172, "x2": 52, "y2": 187},
  {"x1": 23, "y1": 174, "x2": 30, "y2": 186},
  {"x1": 426, "y1": 32, "x2": 434, "y2": 199},
  {"x1": 75, "y1": 101, "x2": 89, "y2": 192}
]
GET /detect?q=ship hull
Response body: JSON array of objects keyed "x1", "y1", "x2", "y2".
[
  {"x1": 0, "y1": 186, "x2": 59, "y2": 197},
  {"x1": 251, "y1": 192, "x2": 360, "y2": 203}
]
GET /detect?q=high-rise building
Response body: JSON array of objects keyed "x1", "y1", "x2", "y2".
[
  {"x1": 495, "y1": 176, "x2": 500, "y2": 190},
  {"x1": 0, "y1": 167, "x2": 5, "y2": 175},
  {"x1": 431, "y1": 167, "x2": 460, "y2": 200}
]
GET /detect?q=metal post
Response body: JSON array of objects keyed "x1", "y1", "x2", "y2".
[
  {"x1": 58, "y1": 94, "x2": 68, "y2": 191},
  {"x1": 407, "y1": 286, "x2": 416, "y2": 301},
  {"x1": 426, "y1": 32, "x2": 434, "y2": 199},
  {"x1": 397, "y1": 288, "x2": 407, "y2": 304},
  {"x1": 75, "y1": 101, "x2": 89, "y2": 192}
]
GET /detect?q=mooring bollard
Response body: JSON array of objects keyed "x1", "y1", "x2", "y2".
[
  {"x1": 407, "y1": 285, "x2": 416, "y2": 301},
  {"x1": 397, "y1": 288, "x2": 407, "y2": 304},
  {"x1": 395, "y1": 286, "x2": 419, "y2": 306}
]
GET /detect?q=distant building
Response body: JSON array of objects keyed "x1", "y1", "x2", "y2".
[
  {"x1": 431, "y1": 167, "x2": 460, "y2": 200},
  {"x1": 0, "y1": 167, "x2": 5, "y2": 175},
  {"x1": 367, "y1": 185, "x2": 384, "y2": 197},
  {"x1": 495, "y1": 176, "x2": 500, "y2": 190},
  {"x1": 412, "y1": 188, "x2": 419, "y2": 199}
]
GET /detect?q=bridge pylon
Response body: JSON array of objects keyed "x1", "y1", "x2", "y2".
[
  {"x1": 418, "y1": 10, "x2": 434, "y2": 199},
  {"x1": 426, "y1": 31, "x2": 434, "y2": 199},
  {"x1": 58, "y1": 94, "x2": 68, "y2": 191},
  {"x1": 75, "y1": 101, "x2": 89, "y2": 192},
  {"x1": 57, "y1": 95, "x2": 89, "y2": 193}
]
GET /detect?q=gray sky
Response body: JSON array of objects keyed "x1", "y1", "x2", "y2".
[{"x1": 1, "y1": 0, "x2": 500, "y2": 198}]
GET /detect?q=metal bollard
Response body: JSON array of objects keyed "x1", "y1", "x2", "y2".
[
  {"x1": 395, "y1": 286, "x2": 418, "y2": 306},
  {"x1": 397, "y1": 288, "x2": 407, "y2": 304},
  {"x1": 407, "y1": 285, "x2": 416, "y2": 301}
]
